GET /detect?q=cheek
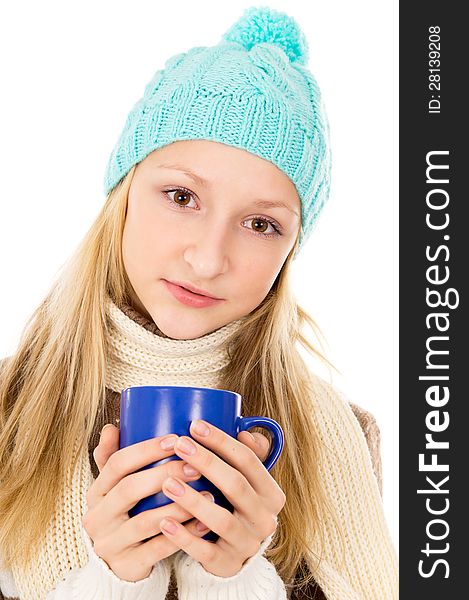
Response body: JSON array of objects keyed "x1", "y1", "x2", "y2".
[
  {"x1": 122, "y1": 204, "x2": 170, "y2": 278},
  {"x1": 238, "y1": 256, "x2": 280, "y2": 298}
]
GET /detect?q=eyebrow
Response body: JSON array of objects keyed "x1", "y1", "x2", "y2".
[{"x1": 156, "y1": 163, "x2": 300, "y2": 217}]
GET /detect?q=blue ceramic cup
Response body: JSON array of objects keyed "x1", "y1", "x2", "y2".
[{"x1": 119, "y1": 385, "x2": 284, "y2": 542}]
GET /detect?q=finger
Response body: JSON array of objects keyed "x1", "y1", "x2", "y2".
[
  {"x1": 87, "y1": 456, "x2": 202, "y2": 518},
  {"x1": 102, "y1": 491, "x2": 216, "y2": 555},
  {"x1": 93, "y1": 424, "x2": 120, "y2": 473},
  {"x1": 137, "y1": 516, "x2": 211, "y2": 568},
  {"x1": 89, "y1": 433, "x2": 180, "y2": 502},
  {"x1": 161, "y1": 476, "x2": 271, "y2": 555},
  {"x1": 179, "y1": 421, "x2": 281, "y2": 501},
  {"x1": 159, "y1": 518, "x2": 223, "y2": 570},
  {"x1": 160, "y1": 482, "x2": 264, "y2": 576},
  {"x1": 236, "y1": 431, "x2": 271, "y2": 463},
  {"x1": 108, "y1": 494, "x2": 215, "y2": 574}
]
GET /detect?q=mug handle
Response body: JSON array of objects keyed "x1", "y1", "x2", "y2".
[{"x1": 238, "y1": 416, "x2": 284, "y2": 471}]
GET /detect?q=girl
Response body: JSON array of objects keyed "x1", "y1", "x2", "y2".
[{"x1": 0, "y1": 5, "x2": 398, "y2": 599}]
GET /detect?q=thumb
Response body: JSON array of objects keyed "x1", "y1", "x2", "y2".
[{"x1": 93, "y1": 424, "x2": 120, "y2": 473}]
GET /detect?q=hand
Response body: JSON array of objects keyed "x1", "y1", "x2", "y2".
[
  {"x1": 82, "y1": 424, "x2": 215, "y2": 583},
  {"x1": 158, "y1": 420, "x2": 286, "y2": 577}
]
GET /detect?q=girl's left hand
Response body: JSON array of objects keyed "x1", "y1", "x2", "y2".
[{"x1": 159, "y1": 419, "x2": 286, "y2": 577}]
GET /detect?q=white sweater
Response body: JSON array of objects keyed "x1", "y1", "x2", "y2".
[
  {"x1": 0, "y1": 298, "x2": 398, "y2": 598},
  {"x1": 1, "y1": 528, "x2": 280, "y2": 600}
]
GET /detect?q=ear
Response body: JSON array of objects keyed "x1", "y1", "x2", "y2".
[{"x1": 237, "y1": 430, "x2": 271, "y2": 463}]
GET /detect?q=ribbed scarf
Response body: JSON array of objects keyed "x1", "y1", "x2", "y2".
[{"x1": 105, "y1": 298, "x2": 246, "y2": 392}]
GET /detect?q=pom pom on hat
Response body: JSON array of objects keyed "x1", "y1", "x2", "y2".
[{"x1": 221, "y1": 5, "x2": 309, "y2": 65}]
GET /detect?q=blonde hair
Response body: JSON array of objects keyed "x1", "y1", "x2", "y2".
[{"x1": 0, "y1": 165, "x2": 345, "y2": 594}]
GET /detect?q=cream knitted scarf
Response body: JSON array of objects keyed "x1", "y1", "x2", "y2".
[
  {"x1": 11, "y1": 299, "x2": 247, "y2": 599},
  {"x1": 105, "y1": 299, "x2": 246, "y2": 392}
]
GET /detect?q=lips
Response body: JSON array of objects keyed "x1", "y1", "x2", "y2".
[
  {"x1": 178, "y1": 284, "x2": 209, "y2": 297},
  {"x1": 166, "y1": 280, "x2": 221, "y2": 300},
  {"x1": 162, "y1": 280, "x2": 224, "y2": 309}
]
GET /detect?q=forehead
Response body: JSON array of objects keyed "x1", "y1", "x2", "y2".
[{"x1": 143, "y1": 140, "x2": 301, "y2": 210}]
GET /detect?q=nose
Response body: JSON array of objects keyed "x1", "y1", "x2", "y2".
[{"x1": 183, "y1": 219, "x2": 230, "y2": 279}]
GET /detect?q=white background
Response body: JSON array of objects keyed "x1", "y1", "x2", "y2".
[{"x1": 0, "y1": 1, "x2": 398, "y2": 552}]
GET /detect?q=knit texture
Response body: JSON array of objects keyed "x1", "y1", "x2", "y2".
[
  {"x1": 305, "y1": 375, "x2": 398, "y2": 599},
  {"x1": 8, "y1": 435, "x2": 94, "y2": 599},
  {"x1": 102, "y1": 6, "x2": 332, "y2": 256},
  {"x1": 172, "y1": 532, "x2": 285, "y2": 600},
  {"x1": 47, "y1": 525, "x2": 172, "y2": 600},
  {"x1": 105, "y1": 298, "x2": 246, "y2": 392},
  {"x1": 0, "y1": 299, "x2": 398, "y2": 598}
]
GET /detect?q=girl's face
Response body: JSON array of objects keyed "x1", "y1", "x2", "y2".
[{"x1": 122, "y1": 140, "x2": 301, "y2": 340}]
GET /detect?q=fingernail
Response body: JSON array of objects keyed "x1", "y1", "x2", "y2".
[
  {"x1": 100, "y1": 424, "x2": 113, "y2": 438},
  {"x1": 160, "y1": 436, "x2": 177, "y2": 450},
  {"x1": 191, "y1": 419, "x2": 210, "y2": 436},
  {"x1": 176, "y1": 436, "x2": 197, "y2": 455},
  {"x1": 182, "y1": 463, "x2": 200, "y2": 477},
  {"x1": 160, "y1": 518, "x2": 178, "y2": 534},
  {"x1": 201, "y1": 491, "x2": 215, "y2": 502},
  {"x1": 164, "y1": 477, "x2": 185, "y2": 496}
]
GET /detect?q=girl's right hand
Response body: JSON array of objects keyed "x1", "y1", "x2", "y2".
[{"x1": 82, "y1": 424, "x2": 214, "y2": 583}]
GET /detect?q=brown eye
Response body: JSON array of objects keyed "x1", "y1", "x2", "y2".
[
  {"x1": 172, "y1": 190, "x2": 192, "y2": 206},
  {"x1": 163, "y1": 188, "x2": 196, "y2": 208},
  {"x1": 245, "y1": 216, "x2": 281, "y2": 237},
  {"x1": 252, "y1": 218, "x2": 269, "y2": 233}
]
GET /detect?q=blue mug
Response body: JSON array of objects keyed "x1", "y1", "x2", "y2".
[{"x1": 119, "y1": 385, "x2": 284, "y2": 542}]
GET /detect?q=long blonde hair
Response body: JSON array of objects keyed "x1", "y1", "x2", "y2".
[{"x1": 0, "y1": 165, "x2": 345, "y2": 594}]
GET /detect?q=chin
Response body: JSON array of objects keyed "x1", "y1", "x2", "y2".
[
  {"x1": 154, "y1": 313, "x2": 221, "y2": 340},
  {"x1": 159, "y1": 324, "x2": 216, "y2": 340}
]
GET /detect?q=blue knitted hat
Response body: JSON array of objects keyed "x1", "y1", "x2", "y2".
[{"x1": 103, "y1": 5, "x2": 331, "y2": 257}]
